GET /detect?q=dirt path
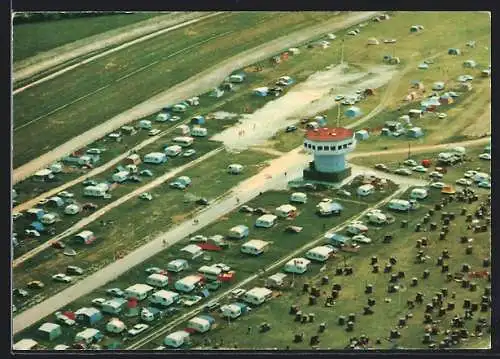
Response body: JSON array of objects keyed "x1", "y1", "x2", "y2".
[
  {"x1": 13, "y1": 12, "x2": 221, "y2": 94},
  {"x1": 13, "y1": 11, "x2": 380, "y2": 184},
  {"x1": 349, "y1": 137, "x2": 491, "y2": 159},
  {"x1": 13, "y1": 148, "x2": 223, "y2": 268},
  {"x1": 13, "y1": 12, "x2": 215, "y2": 83}
]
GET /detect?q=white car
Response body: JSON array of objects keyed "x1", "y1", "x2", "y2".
[
  {"x1": 346, "y1": 223, "x2": 369, "y2": 235},
  {"x1": 52, "y1": 274, "x2": 72, "y2": 283},
  {"x1": 12, "y1": 212, "x2": 23, "y2": 221},
  {"x1": 127, "y1": 323, "x2": 150, "y2": 336},
  {"x1": 334, "y1": 95, "x2": 345, "y2": 101},
  {"x1": 91, "y1": 298, "x2": 106, "y2": 307},
  {"x1": 230, "y1": 288, "x2": 246, "y2": 298},
  {"x1": 478, "y1": 181, "x2": 491, "y2": 189},
  {"x1": 394, "y1": 168, "x2": 413, "y2": 176},
  {"x1": 403, "y1": 159, "x2": 418, "y2": 167},
  {"x1": 38, "y1": 198, "x2": 49, "y2": 206},
  {"x1": 168, "y1": 116, "x2": 181, "y2": 122},
  {"x1": 456, "y1": 178, "x2": 472, "y2": 186},
  {"x1": 190, "y1": 235, "x2": 208, "y2": 243},
  {"x1": 479, "y1": 153, "x2": 491, "y2": 161},
  {"x1": 430, "y1": 182, "x2": 446, "y2": 189},
  {"x1": 429, "y1": 171, "x2": 444, "y2": 179},
  {"x1": 148, "y1": 129, "x2": 161, "y2": 136},
  {"x1": 351, "y1": 234, "x2": 372, "y2": 244},
  {"x1": 383, "y1": 39, "x2": 397, "y2": 44},
  {"x1": 214, "y1": 263, "x2": 231, "y2": 272},
  {"x1": 464, "y1": 170, "x2": 478, "y2": 178},
  {"x1": 412, "y1": 165, "x2": 428, "y2": 173},
  {"x1": 438, "y1": 113, "x2": 447, "y2": 119},
  {"x1": 58, "y1": 191, "x2": 74, "y2": 198},
  {"x1": 183, "y1": 149, "x2": 196, "y2": 157}
]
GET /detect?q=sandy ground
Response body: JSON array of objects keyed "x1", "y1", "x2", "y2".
[
  {"x1": 462, "y1": 103, "x2": 491, "y2": 137},
  {"x1": 13, "y1": 12, "x2": 214, "y2": 82},
  {"x1": 13, "y1": 11, "x2": 380, "y2": 184},
  {"x1": 211, "y1": 64, "x2": 397, "y2": 150},
  {"x1": 13, "y1": 12, "x2": 220, "y2": 94}
]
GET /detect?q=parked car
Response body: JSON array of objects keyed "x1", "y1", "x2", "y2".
[
  {"x1": 139, "y1": 192, "x2": 153, "y2": 201},
  {"x1": 430, "y1": 182, "x2": 446, "y2": 189},
  {"x1": 168, "y1": 116, "x2": 181, "y2": 122},
  {"x1": 479, "y1": 153, "x2": 491, "y2": 160},
  {"x1": 106, "y1": 288, "x2": 125, "y2": 297},
  {"x1": 127, "y1": 324, "x2": 150, "y2": 336},
  {"x1": 303, "y1": 183, "x2": 317, "y2": 191},
  {"x1": 394, "y1": 168, "x2": 412, "y2": 176},
  {"x1": 169, "y1": 181, "x2": 187, "y2": 190},
  {"x1": 83, "y1": 180, "x2": 98, "y2": 186},
  {"x1": 412, "y1": 165, "x2": 428, "y2": 173},
  {"x1": 145, "y1": 267, "x2": 163, "y2": 275},
  {"x1": 196, "y1": 198, "x2": 209, "y2": 205},
  {"x1": 230, "y1": 288, "x2": 246, "y2": 298},
  {"x1": 478, "y1": 181, "x2": 491, "y2": 189},
  {"x1": 82, "y1": 203, "x2": 99, "y2": 211},
  {"x1": 148, "y1": 129, "x2": 161, "y2": 136},
  {"x1": 26, "y1": 280, "x2": 45, "y2": 289},
  {"x1": 334, "y1": 95, "x2": 345, "y2": 101},
  {"x1": 214, "y1": 263, "x2": 231, "y2": 272},
  {"x1": 58, "y1": 191, "x2": 74, "y2": 198},
  {"x1": 464, "y1": 170, "x2": 478, "y2": 178},
  {"x1": 240, "y1": 205, "x2": 254, "y2": 213},
  {"x1": 254, "y1": 207, "x2": 270, "y2": 215},
  {"x1": 52, "y1": 274, "x2": 72, "y2": 283},
  {"x1": 55, "y1": 311, "x2": 75, "y2": 326},
  {"x1": 183, "y1": 149, "x2": 196, "y2": 157},
  {"x1": 456, "y1": 178, "x2": 472, "y2": 186},
  {"x1": 66, "y1": 266, "x2": 84, "y2": 275},
  {"x1": 190, "y1": 235, "x2": 208, "y2": 243},
  {"x1": 25, "y1": 229, "x2": 41, "y2": 237},
  {"x1": 91, "y1": 298, "x2": 106, "y2": 308},
  {"x1": 285, "y1": 125, "x2": 297, "y2": 132},
  {"x1": 13, "y1": 288, "x2": 29, "y2": 298},
  {"x1": 351, "y1": 234, "x2": 372, "y2": 244},
  {"x1": 438, "y1": 113, "x2": 447, "y2": 119},
  {"x1": 203, "y1": 300, "x2": 221, "y2": 312},
  {"x1": 429, "y1": 171, "x2": 444, "y2": 179},
  {"x1": 37, "y1": 198, "x2": 49, "y2": 206},
  {"x1": 374, "y1": 163, "x2": 389, "y2": 171}
]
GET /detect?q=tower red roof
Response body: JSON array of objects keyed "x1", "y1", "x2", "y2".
[{"x1": 305, "y1": 127, "x2": 354, "y2": 142}]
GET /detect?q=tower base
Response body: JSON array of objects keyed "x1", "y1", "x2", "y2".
[{"x1": 303, "y1": 164, "x2": 351, "y2": 183}]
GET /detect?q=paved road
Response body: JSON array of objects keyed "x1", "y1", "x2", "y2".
[
  {"x1": 13, "y1": 11, "x2": 379, "y2": 184},
  {"x1": 13, "y1": 12, "x2": 215, "y2": 84},
  {"x1": 12, "y1": 148, "x2": 223, "y2": 268}
]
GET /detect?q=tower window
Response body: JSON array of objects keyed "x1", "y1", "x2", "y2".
[
  {"x1": 312, "y1": 145, "x2": 316, "y2": 150},
  {"x1": 318, "y1": 146, "x2": 323, "y2": 150}
]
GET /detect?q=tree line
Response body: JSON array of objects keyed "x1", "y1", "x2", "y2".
[{"x1": 13, "y1": 12, "x2": 134, "y2": 25}]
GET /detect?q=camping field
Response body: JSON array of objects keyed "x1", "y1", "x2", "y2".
[
  {"x1": 141, "y1": 187, "x2": 491, "y2": 350},
  {"x1": 12, "y1": 13, "x2": 164, "y2": 63},
  {"x1": 13, "y1": 187, "x2": 375, "y2": 349},
  {"x1": 350, "y1": 144, "x2": 491, "y2": 186},
  {"x1": 13, "y1": 11, "x2": 343, "y2": 167},
  {"x1": 13, "y1": 149, "x2": 278, "y2": 313},
  {"x1": 262, "y1": 11, "x2": 490, "y2": 154}
]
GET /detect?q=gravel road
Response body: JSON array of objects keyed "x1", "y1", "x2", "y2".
[{"x1": 13, "y1": 11, "x2": 379, "y2": 184}]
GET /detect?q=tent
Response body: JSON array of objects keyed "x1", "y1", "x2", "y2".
[
  {"x1": 448, "y1": 48, "x2": 461, "y2": 55},
  {"x1": 355, "y1": 130, "x2": 369, "y2": 140},
  {"x1": 463, "y1": 60, "x2": 477, "y2": 68},
  {"x1": 367, "y1": 37, "x2": 380, "y2": 45},
  {"x1": 190, "y1": 116, "x2": 205, "y2": 125},
  {"x1": 344, "y1": 106, "x2": 362, "y2": 118}
]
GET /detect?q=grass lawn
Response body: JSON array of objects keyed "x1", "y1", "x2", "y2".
[
  {"x1": 351, "y1": 144, "x2": 491, "y2": 186},
  {"x1": 146, "y1": 187, "x2": 490, "y2": 350},
  {"x1": 13, "y1": 12, "x2": 342, "y2": 167},
  {"x1": 13, "y1": 13, "x2": 164, "y2": 62},
  {"x1": 14, "y1": 187, "x2": 375, "y2": 349},
  {"x1": 13, "y1": 149, "x2": 277, "y2": 312}
]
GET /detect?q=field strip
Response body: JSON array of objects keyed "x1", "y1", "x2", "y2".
[
  {"x1": 12, "y1": 148, "x2": 224, "y2": 268},
  {"x1": 127, "y1": 186, "x2": 408, "y2": 349},
  {"x1": 13, "y1": 12, "x2": 224, "y2": 95},
  {"x1": 14, "y1": 30, "x2": 233, "y2": 131}
]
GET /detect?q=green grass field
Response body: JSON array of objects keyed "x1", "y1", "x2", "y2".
[
  {"x1": 143, "y1": 188, "x2": 490, "y2": 350},
  {"x1": 14, "y1": 188, "x2": 374, "y2": 349},
  {"x1": 13, "y1": 13, "x2": 164, "y2": 62},
  {"x1": 13, "y1": 12, "x2": 342, "y2": 167},
  {"x1": 13, "y1": 149, "x2": 277, "y2": 312}
]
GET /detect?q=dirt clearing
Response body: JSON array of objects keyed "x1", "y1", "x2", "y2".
[{"x1": 211, "y1": 63, "x2": 398, "y2": 150}]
